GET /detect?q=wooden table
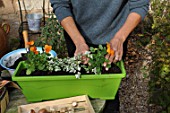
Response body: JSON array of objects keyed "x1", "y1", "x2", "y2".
[{"x1": 5, "y1": 89, "x2": 105, "y2": 113}]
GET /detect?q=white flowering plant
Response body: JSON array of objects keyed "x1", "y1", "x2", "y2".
[
  {"x1": 46, "y1": 44, "x2": 113, "y2": 79},
  {"x1": 25, "y1": 41, "x2": 113, "y2": 79}
]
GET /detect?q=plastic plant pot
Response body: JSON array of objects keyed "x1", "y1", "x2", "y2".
[
  {"x1": 0, "y1": 47, "x2": 57, "y2": 75},
  {"x1": 12, "y1": 61, "x2": 126, "y2": 102}
]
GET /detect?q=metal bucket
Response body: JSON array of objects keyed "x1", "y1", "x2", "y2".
[{"x1": 26, "y1": 13, "x2": 43, "y2": 32}]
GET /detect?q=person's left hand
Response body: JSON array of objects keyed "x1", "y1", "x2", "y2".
[{"x1": 105, "y1": 33, "x2": 126, "y2": 63}]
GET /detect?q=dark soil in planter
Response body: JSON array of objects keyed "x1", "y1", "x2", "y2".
[
  {"x1": 18, "y1": 63, "x2": 122, "y2": 77},
  {"x1": 101, "y1": 63, "x2": 121, "y2": 74},
  {"x1": 11, "y1": 54, "x2": 122, "y2": 76}
]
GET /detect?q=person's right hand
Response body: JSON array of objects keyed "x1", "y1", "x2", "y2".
[
  {"x1": 74, "y1": 43, "x2": 89, "y2": 56},
  {"x1": 74, "y1": 43, "x2": 89, "y2": 64}
]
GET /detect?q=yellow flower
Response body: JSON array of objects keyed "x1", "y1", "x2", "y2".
[
  {"x1": 44, "y1": 45, "x2": 52, "y2": 53},
  {"x1": 106, "y1": 42, "x2": 114, "y2": 56},
  {"x1": 27, "y1": 40, "x2": 34, "y2": 46}
]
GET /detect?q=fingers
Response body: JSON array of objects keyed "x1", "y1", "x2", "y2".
[
  {"x1": 104, "y1": 50, "x2": 122, "y2": 64},
  {"x1": 104, "y1": 47, "x2": 123, "y2": 65},
  {"x1": 74, "y1": 43, "x2": 89, "y2": 56},
  {"x1": 113, "y1": 51, "x2": 119, "y2": 62},
  {"x1": 103, "y1": 53, "x2": 115, "y2": 70},
  {"x1": 81, "y1": 55, "x2": 89, "y2": 64},
  {"x1": 103, "y1": 54, "x2": 110, "y2": 67},
  {"x1": 74, "y1": 51, "x2": 81, "y2": 56},
  {"x1": 74, "y1": 49, "x2": 86, "y2": 56},
  {"x1": 74, "y1": 50, "x2": 90, "y2": 64},
  {"x1": 111, "y1": 41, "x2": 123, "y2": 62},
  {"x1": 109, "y1": 54, "x2": 114, "y2": 63},
  {"x1": 113, "y1": 49, "x2": 123, "y2": 62},
  {"x1": 119, "y1": 46, "x2": 123, "y2": 61}
]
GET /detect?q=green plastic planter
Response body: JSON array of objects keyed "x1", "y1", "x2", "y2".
[{"x1": 12, "y1": 61, "x2": 126, "y2": 102}]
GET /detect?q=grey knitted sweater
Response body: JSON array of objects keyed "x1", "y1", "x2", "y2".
[{"x1": 50, "y1": 0, "x2": 149, "y2": 45}]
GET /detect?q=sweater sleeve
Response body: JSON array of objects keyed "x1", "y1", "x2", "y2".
[
  {"x1": 50, "y1": 0, "x2": 73, "y2": 22},
  {"x1": 129, "y1": 0, "x2": 149, "y2": 20}
]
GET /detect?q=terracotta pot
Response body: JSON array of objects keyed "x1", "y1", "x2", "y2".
[{"x1": 0, "y1": 23, "x2": 10, "y2": 58}]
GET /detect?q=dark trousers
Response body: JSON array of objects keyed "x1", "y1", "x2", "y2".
[{"x1": 64, "y1": 31, "x2": 128, "y2": 113}]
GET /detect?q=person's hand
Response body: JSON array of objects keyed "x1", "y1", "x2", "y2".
[
  {"x1": 74, "y1": 43, "x2": 89, "y2": 56},
  {"x1": 105, "y1": 33, "x2": 126, "y2": 64},
  {"x1": 74, "y1": 43, "x2": 89, "y2": 64},
  {"x1": 110, "y1": 34, "x2": 126, "y2": 62}
]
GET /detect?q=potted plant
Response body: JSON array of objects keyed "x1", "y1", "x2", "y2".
[
  {"x1": 12, "y1": 41, "x2": 126, "y2": 102},
  {"x1": 35, "y1": 14, "x2": 67, "y2": 58},
  {"x1": 0, "y1": 42, "x2": 57, "y2": 76}
]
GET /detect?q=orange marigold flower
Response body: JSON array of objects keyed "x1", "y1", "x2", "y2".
[
  {"x1": 106, "y1": 42, "x2": 110, "y2": 49},
  {"x1": 44, "y1": 45, "x2": 52, "y2": 53},
  {"x1": 27, "y1": 40, "x2": 34, "y2": 46},
  {"x1": 110, "y1": 49, "x2": 114, "y2": 56},
  {"x1": 106, "y1": 42, "x2": 114, "y2": 56},
  {"x1": 30, "y1": 46, "x2": 37, "y2": 52},
  {"x1": 34, "y1": 51, "x2": 39, "y2": 55}
]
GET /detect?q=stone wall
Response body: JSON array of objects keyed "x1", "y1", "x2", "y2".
[
  {"x1": 0, "y1": 0, "x2": 52, "y2": 50},
  {"x1": 0, "y1": 0, "x2": 51, "y2": 17}
]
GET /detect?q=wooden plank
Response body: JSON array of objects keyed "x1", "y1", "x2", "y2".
[{"x1": 0, "y1": 91, "x2": 9, "y2": 113}]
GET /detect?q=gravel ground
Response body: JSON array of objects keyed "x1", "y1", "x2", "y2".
[{"x1": 119, "y1": 37, "x2": 162, "y2": 113}]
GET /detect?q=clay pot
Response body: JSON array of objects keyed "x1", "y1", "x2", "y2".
[{"x1": 0, "y1": 23, "x2": 10, "y2": 58}]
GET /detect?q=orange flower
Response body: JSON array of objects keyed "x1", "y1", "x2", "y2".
[
  {"x1": 106, "y1": 42, "x2": 114, "y2": 56},
  {"x1": 44, "y1": 45, "x2": 52, "y2": 53},
  {"x1": 30, "y1": 46, "x2": 39, "y2": 54},
  {"x1": 34, "y1": 51, "x2": 39, "y2": 55},
  {"x1": 110, "y1": 49, "x2": 114, "y2": 56},
  {"x1": 106, "y1": 42, "x2": 111, "y2": 53},
  {"x1": 30, "y1": 46, "x2": 37, "y2": 52},
  {"x1": 27, "y1": 40, "x2": 34, "y2": 46}
]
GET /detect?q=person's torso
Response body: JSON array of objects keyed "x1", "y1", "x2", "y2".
[{"x1": 70, "y1": 0, "x2": 129, "y2": 44}]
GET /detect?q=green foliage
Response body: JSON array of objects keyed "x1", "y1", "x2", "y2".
[
  {"x1": 148, "y1": 39, "x2": 170, "y2": 111},
  {"x1": 48, "y1": 45, "x2": 111, "y2": 78},
  {"x1": 151, "y1": 0, "x2": 170, "y2": 37},
  {"x1": 146, "y1": 0, "x2": 170, "y2": 112},
  {"x1": 24, "y1": 45, "x2": 112, "y2": 79},
  {"x1": 35, "y1": 13, "x2": 67, "y2": 58},
  {"x1": 82, "y1": 45, "x2": 111, "y2": 74},
  {"x1": 24, "y1": 49, "x2": 51, "y2": 75}
]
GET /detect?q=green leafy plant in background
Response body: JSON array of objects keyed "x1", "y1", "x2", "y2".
[
  {"x1": 35, "y1": 13, "x2": 67, "y2": 58},
  {"x1": 146, "y1": 0, "x2": 170, "y2": 112}
]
